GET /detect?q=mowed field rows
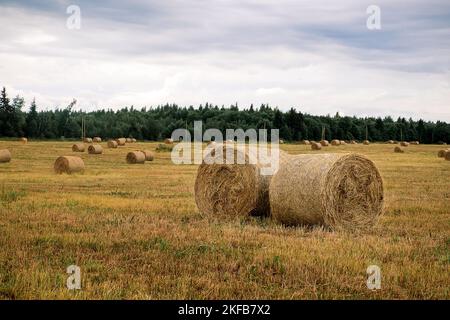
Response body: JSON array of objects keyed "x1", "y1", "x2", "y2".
[{"x1": 0, "y1": 140, "x2": 448, "y2": 299}]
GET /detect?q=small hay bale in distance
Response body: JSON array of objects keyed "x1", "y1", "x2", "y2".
[
  {"x1": 54, "y1": 156, "x2": 85, "y2": 174},
  {"x1": 350, "y1": 140, "x2": 357, "y2": 144},
  {"x1": 93, "y1": 137, "x2": 102, "y2": 142},
  {"x1": 126, "y1": 138, "x2": 132, "y2": 143},
  {"x1": 107, "y1": 140, "x2": 118, "y2": 148},
  {"x1": 320, "y1": 140, "x2": 329, "y2": 146},
  {"x1": 195, "y1": 144, "x2": 289, "y2": 217},
  {"x1": 116, "y1": 138, "x2": 126, "y2": 146},
  {"x1": 131, "y1": 138, "x2": 137, "y2": 143},
  {"x1": 72, "y1": 143, "x2": 85, "y2": 152},
  {"x1": 141, "y1": 150, "x2": 155, "y2": 161},
  {"x1": 279, "y1": 139, "x2": 284, "y2": 144},
  {"x1": 311, "y1": 142, "x2": 322, "y2": 150},
  {"x1": 83, "y1": 137, "x2": 93, "y2": 143},
  {"x1": 88, "y1": 144, "x2": 103, "y2": 154},
  {"x1": 126, "y1": 151, "x2": 146, "y2": 164},
  {"x1": 410, "y1": 141, "x2": 419, "y2": 145},
  {"x1": 340, "y1": 140, "x2": 346, "y2": 145},
  {"x1": 394, "y1": 146, "x2": 404, "y2": 153},
  {"x1": 387, "y1": 140, "x2": 395, "y2": 144},
  {"x1": 363, "y1": 140, "x2": 370, "y2": 145},
  {"x1": 164, "y1": 138, "x2": 174, "y2": 144},
  {"x1": 331, "y1": 139, "x2": 340, "y2": 146},
  {"x1": 400, "y1": 141, "x2": 409, "y2": 147},
  {"x1": 0, "y1": 149, "x2": 12, "y2": 163},
  {"x1": 269, "y1": 153, "x2": 384, "y2": 231},
  {"x1": 437, "y1": 149, "x2": 449, "y2": 158},
  {"x1": 20, "y1": 137, "x2": 28, "y2": 144},
  {"x1": 300, "y1": 140, "x2": 310, "y2": 145}
]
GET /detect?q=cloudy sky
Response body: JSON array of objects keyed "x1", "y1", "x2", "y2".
[{"x1": 1, "y1": 0, "x2": 449, "y2": 121}]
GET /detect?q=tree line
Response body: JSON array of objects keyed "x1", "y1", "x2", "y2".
[{"x1": 0, "y1": 87, "x2": 449, "y2": 143}]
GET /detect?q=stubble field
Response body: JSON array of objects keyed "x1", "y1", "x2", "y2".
[{"x1": 0, "y1": 140, "x2": 448, "y2": 299}]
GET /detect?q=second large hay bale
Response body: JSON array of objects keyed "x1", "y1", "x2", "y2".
[
  {"x1": 126, "y1": 151, "x2": 146, "y2": 164},
  {"x1": 54, "y1": 156, "x2": 85, "y2": 174},
  {"x1": 269, "y1": 153, "x2": 384, "y2": 231},
  {"x1": 0, "y1": 149, "x2": 12, "y2": 163},
  {"x1": 88, "y1": 145, "x2": 103, "y2": 154}
]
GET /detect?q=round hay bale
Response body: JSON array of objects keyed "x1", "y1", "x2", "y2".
[
  {"x1": 410, "y1": 141, "x2": 419, "y2": 145},
  {"x1": 72, "y1": 143, "x2": 85, "y2": 152},
  {"x1": 107, "y1": 140, "x2": 118, "y2": 148},
  {"x1": 88, "y1": 145, "x2": 103, "y2": 154},
  {"x1": 93, "y1": 137, "x2": 102, "y2": 143},
  {"x1": 350, "y1": 140, "x2": 357, "y2": 144},
  {"x1": 83, "y1": 138, "x2": 93, "y2": 143},
  {"x1": 126, "y1": 151, "x2": 146, "y2": 164},
  {"x1": 54, "y1": 156, "x2": 85, "y2": 174},
  {"x1": 116, "y1": 138, "x2": 126, "y2": 146},
  {"x1": 0, "y1": 149, "x2": 12, "y2": 163},
  {"x1": 387, "y1": 140, "x2": 395, "y2": 144},
  {"x1": 311, "y1": 142, "x2": 322, "y2": 150},
  {"x1": 279, "y1": 139, "x2": 284, "y2": 144},
  {"x1": 320, "y1": 140, "x2": 329, "y2": 146},
  {"x1": 394, "y1": 146, "x2": 404, "y2": 153},
  {"x1": 363, "y1": 140, "x2": 370, "y2": 145},
  {"x1": 331, "y1": 139, "x2": 340, "y2": 146},
  {"x1": 131, "y1": 138, "x2": 137, "y2": 143},
  {"x1": 437, "y1": 149, "x2": 449, "y2": 158},
  {"x1": 195, "y1": 144, "x2": 288, "y2": 217},
  {"x1": 400, "y1": 141, "x2": 409, "y2": 147},
  {"x1": 20, "y1": 137, "x2": 28, "y2": 144},
  {"x1": 445, "y1": 152, "x2": 450, "y2": 161},
  {"x1": 141, "y1": 150, "x2": 155, "y2": 161},
  {"x1": 126, "y1": 138, "x2": 132, "y2": 143},
  {"x1": 301, "y1": 140, "x2": 310, "y2": 145},
  {"x1": 164, "y1": 138, "x2": 174, "y2": 144},
  {"x1": 269, "y1": 153, "x2": 384, "y2": 231},
  {"x1": 340, "y1": 140, "x2": 346, "y2": 145}
]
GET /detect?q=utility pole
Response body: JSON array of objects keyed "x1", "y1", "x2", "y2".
[
  {"x1": 365, "y1": 124, "x2": 368, "y2": 141},
  {"x1": 321, "y1": 125, "x2": 325, "y2": 141}
]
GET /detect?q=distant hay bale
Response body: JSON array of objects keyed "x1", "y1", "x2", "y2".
[
  {"x1": 126, "y1": 151, "x2": 146, "y2": 164},
  {"x1": 116, "y1": 138, "x2": 126, "y2": 146},
  {"x1": 320, "y1": 140, "x2": 329, "y2": 146},
  {"x1": 164, "y1": 138, "x2": 174, "y2": 144},
  {"x1": 445, "y1": 152, "x2": 450, "y2": 161},
  {"x1": 72, "y1": 143, "x2": 85, "y2": 152},
  {"x1": 363, "y1": 140, "x2": 370, "y2": 145},
  {"x1": 300, "y1": 140, "x2": 310, "y2": 145},
  {"x1": 20, "y1": 137, "x2": 28, "y2": 144},
  {"x1": 269, "y1": 153, "x2": 384, "y2": 231},
  {"x1": 83, "y1": 138, "x2": 93, "y2": 143},
  {"x1": 107, "y1": 140, "x2": 118, "y2": 148},
  {"x1": 331, "y1": 139, "x2": 340, "y2": 146},
  {"x1": 141, "y1": 150, "x2": 155, "y2": 161},
  {"x1": 126, "y1": 138, "x2": 132, "y2": 143},
  {"x1": 131, "y1": 138, "x2": 137, "y2": 143},
  {"x1": 350, "y1": 140, "x2": 357, "y2": 144},
  {"x1": 394, "y1": 146, "x2": 404, "y2": 153},
  {"x1": 340, "y1": 140, "x2": 346, "y2": 145},
  {"x1": 88, "y1": 145, "x2": 103, "y2": 154},
  {"x1": 400, "y1": 141, "x2": 409, "y2": 147},
  {"x1": 156, "y1": 143, "x2": 174, "y2": 152},
  {"x1": 0, "y1": 149, "x2": 12, "y2": 163},
  {"x1": 311, "y1": 142, "x2": 322, "y2": 150},
  {"x1": 279, "y1": 139, "x2": 284, "y2": 144},
  {"x1": 438, "y1": 149, "x2": 449, "y2": 158},
  {"x1": 54, "y1": 156, "x2": 85, "y2": 174},
  {"x1": 195, "y1": 144, "x2": 288, "y2": 217},
  {"x1": 387, "y1": 140, "x2": 395, "y2": 144},
  {"x1": 93, "y1": 137, "x2": 102, "y2": 142},
  {"x1": 410, "y1": 141, "x2": 419, "y2": 145}
]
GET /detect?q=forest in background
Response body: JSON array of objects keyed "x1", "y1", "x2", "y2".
[{"x1": 1, "y1": 87, "x2": 449, "y2": 143}]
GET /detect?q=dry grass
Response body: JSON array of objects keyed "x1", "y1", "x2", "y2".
[{"x1": 0, "y1": 140, "x2": 448, "y2": 299}]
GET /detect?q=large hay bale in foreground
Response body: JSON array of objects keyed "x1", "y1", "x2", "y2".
[
  {"x1": 331, "y1": 139, "x2": 340, "y2": 146},
  {"x1": 320, "y1": 140, "x2": 329, "y2": 146},
  {"x1": 141, "y1": 150, "x2": 155, "y2": 161},
  {"x1": 311, "y1": 142, "x2": 322, "y2": 150},
  {"x1": 93, "y1": 137, "x2": 102, "y2": 143},
  {"x1": 88, "y1": 145, "x2": 103, "y2": 154},
  {"x1": 126, "y1": 151, "x2": 146, "y2": 164},
  {"x1": 20, "y1": 137, "x2": 28, "y2": 144},
  {"x1": 72, "y1": 143, "x2": 85, "y2": 152},
  {"x1": 400, "y1": 141, "x2": 409, "y2": 147},
  {"x1": 437, "y1": 149, "x2": 449, "y2": 158},
  {"x1": 107, "y1": 140, "x2": 118, "y2": 148},
  {"x1": 269, "y1": 153, "x2": 384, "y2": 231},
  {"x1": 83, "y1": 138, "x2": 93, "y2": 143},
  {"x1": 116, "y1": 138, "x2": 126, "y2": 146},
  {"x1": 394, "y1": 146, "x2": 404, "y2": 153},
  {"x1": 54, "y1": 156, "x2": 85, "y2": 174},
  {"x1": 0, "y1": 149, "x2": 12, "y2": 163},
  {"x1": 195, "y1": 145, "x2": 288, "y2": 217},
  {"x1": 363, "y1": 140, "x2": 370, "y2": 145}
]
